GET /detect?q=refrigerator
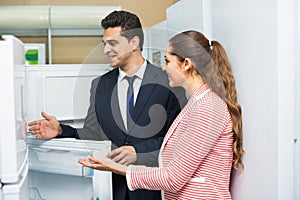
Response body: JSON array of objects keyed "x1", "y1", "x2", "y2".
[
  {"x1": 0, "y1": 35, "x2": 113, "y2": 200},
  {"x1": 0, "y1": 35, "x2": 28, "y2": 200}
]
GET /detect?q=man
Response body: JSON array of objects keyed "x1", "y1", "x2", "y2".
[{"x1": 29, "y1": 10, "x2": 186, "y2": 200}]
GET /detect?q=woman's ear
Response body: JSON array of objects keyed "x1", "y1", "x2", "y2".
[
  {"x1": 183, "y1": 58, "x2": 193, "y2": 71},
  {"x1": 130, "y1": 36, "x2": 140, "y2": 51}
]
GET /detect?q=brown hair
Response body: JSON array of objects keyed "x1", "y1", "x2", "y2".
[{"x1": 168, "y1": 30, "x2": 244, "y2": 170}]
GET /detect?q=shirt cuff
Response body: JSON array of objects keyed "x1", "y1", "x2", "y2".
[{"x1": 126, "y1": 165, "x2": 134, "y2": 191}]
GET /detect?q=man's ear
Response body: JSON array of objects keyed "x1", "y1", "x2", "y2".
[{"x1": 130, "y1": 36, "x2": 140, "y2": 51}]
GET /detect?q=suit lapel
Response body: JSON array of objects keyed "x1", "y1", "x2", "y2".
[
  {"x1": 106, "y1": 64, "x2": 161, "y2": 132},
  {"x1": 107, "y1": 69, "x2": 126, "y2": 131},
  {"x1": 132, "y1": 63, "x2": 159, "y2": 122}
]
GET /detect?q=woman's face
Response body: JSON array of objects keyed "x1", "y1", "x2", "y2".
[{"x1": 162, "y1": 45, "x2": 186, "y2": 88}]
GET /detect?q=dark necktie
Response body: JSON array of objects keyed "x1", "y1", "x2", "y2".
[{"x1": 125, "y1": 75, "x2": 137, "y2": 129}]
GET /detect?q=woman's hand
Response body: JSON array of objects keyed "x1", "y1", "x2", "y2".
[{"x1": 78, "y1": 156, "x2": 127, "y2": 176}]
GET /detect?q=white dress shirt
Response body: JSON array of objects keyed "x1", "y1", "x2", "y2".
[{"x1": 118, "y1": 60, "x2": 147, "y2": 130}]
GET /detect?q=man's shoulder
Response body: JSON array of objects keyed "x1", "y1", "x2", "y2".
[
  {"x1": 146, "y1": 62, "x2": 163, "y2": 72},
  {"x1": 94, "y1": 68, "x2": 118, "y2": 83},
  {"x1": 101, "y1": 67, "x2": 118, "y2": 78},
  {"x1": 145, "y1": 62, "x2": 168, "y2": 79}
]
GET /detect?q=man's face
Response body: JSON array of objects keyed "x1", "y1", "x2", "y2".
[{"x1": 102, "y1": 26, "x2": 134, "y2": 68}]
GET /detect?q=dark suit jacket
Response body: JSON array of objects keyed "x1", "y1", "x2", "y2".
[{"x1": 59, "y1": 62, "x2": 187, "y2": 200}]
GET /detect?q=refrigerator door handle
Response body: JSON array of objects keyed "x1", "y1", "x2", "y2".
[
  {"x1": 82, "y1": 165, "x2": 93, "y2": 178},
  {"x1": 294, "y1": 138, "x2": 299, "y2": 200},
  {"x1": 17, "y1": 147, "x2": 28, "y2": 178}
]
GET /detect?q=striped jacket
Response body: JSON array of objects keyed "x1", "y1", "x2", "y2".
[{"x1": 126, "y1": 84, "x2": 234, "y2": 200}]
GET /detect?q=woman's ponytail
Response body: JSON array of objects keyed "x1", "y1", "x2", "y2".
[{"x1": 211, "y1": 41, "x2": 244, "y2": 170}]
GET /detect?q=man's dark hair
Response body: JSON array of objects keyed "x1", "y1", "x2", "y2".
[{"x1": 101, "y1": 10, "x2": 144, "y2": 51}]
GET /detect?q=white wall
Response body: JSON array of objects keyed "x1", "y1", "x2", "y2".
[
  {"x1": 144, "y1": 21, "x2": 168, "y2": 67},
  {"x1": 294, "y1": 1, "x2": 300, "y2": 199},
  {"x1": 277, "y1": 1, "x2": 296, "y2": 199},
  {"x1": 166, "y1": 0, "x2": 297, "y2": 199},
  {"x1": 212, "y1": 0, "x2": 296, "y2": 199},
  {"x1": 296, "y1": 0, "x2": 300, "y2": 139},
  {"x1": 211, "y1": 1, "x2": 278, "y2": 199},
  {"x1": 166, "y1": 0, "x2": 212, "y2": 38}
]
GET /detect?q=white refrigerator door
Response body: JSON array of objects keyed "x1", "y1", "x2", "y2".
[
  {"x1": 0, "y1": 35, "x2": 27, "y2": 184},
  {"x1": 25, "y1": 64, "x2": 110, "y2": 127},
  {"x1": 28, "y1": 138, "x2": 112, "y2": 200},
  {"x1": 1, "y1": 161, "x2": 29, "y2": 200}
]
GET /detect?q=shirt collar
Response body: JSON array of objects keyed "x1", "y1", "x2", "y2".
[{"x1": 118, "y1": 59, "x2": 147, "y2": 82}]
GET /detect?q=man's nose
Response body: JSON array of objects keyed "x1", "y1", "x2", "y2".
[{"x1": 103, "y1": 43, "x2": 112, "y2": 54}]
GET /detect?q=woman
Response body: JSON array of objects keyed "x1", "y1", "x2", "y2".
[{"x1": 78, "y1": 30, "x2": 244, "y2": 199}]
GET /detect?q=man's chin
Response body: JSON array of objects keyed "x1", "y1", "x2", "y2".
[
  {"x1": 108, "y1": 62, "x2": 117, "y2": 68},
  {"x1": 108, "y1": 60, "x2": 119, "y2": 68}
]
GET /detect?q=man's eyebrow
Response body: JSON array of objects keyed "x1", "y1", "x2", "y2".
[{"x1": 102, "y1": 39, "x2": 118, "y2": 43}]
